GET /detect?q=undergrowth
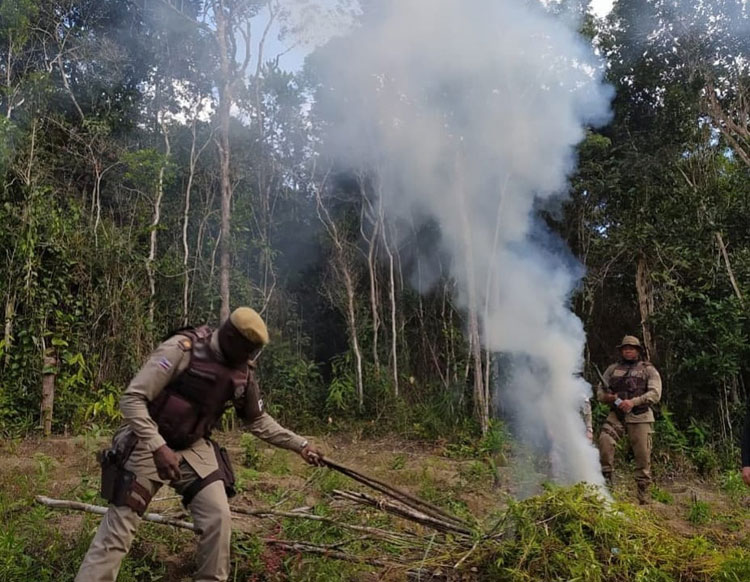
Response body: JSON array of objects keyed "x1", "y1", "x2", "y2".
[{"x1": 478, "y1": 484, "x2": 750, "y2": 582}]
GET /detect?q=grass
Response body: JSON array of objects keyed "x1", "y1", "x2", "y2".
[
  {"x1": 687, "y1": 498, "x2": 712, "y2": 525},
  {"x1": 719, "y1": 470, "x2": 749, "y2": 502},
  {"x1": 650, "y1": 485, "x2": 674, "y2": 504},
  {"x1": 481, "y1": 484, "x2": 750, "y2": 582},
  {"x1": 2, "y1": 429, "x2": 750, "y2": 581}
]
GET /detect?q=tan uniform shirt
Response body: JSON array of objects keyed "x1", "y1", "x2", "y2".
[
  {"x1": 116, "y1": 333, "x2": 307, "y2": 481},
  {"x1": 596, "y1": 360, "x2": 662, "y2": 423}
]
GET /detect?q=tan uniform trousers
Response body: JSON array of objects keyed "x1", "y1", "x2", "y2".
[
  {"x1": 74, "y1": 460, "x2": 231, "y2": 582},
  {"x1": 598, "y1": 412, "x2": 653, "y2": 485}
]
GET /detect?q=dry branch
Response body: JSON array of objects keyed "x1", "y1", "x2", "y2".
[
  {"x1": 35, "y1": 496, "x2": 203, "y2": 534},
  {"x1": 332, "y1": 489, "x2": 473, "y2": 537},
  {"x1": 231, "y1": 506, "x2": 420, "y2": 545},
  {"x1": 322, "y1": 457, "x2": 472, "y2": 531}
]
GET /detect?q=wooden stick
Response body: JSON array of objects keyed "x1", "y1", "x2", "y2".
[
  {"x1": 322, "y1": 457, "x2": 472, "y2": 529},
  {"x1": 35, "y1": 496, "x2": 203, "y2": 534},
  {"x1": 332, "y1": 489, "x2": 472, "y2": 537},
  {"x1": 231, "y1": 506, "x2": 421, "y2": 544}
]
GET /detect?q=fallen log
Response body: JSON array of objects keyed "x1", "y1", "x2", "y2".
[{"x1": 35, "y1": 496, "x2": 203, "y2": 534}]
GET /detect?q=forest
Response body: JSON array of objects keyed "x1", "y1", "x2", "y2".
[{"x1": 1, "y1": 1, "x2": 750, "y2": 580}]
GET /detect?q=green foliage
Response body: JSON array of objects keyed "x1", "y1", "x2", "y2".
[
  {"x1": 716, "y1": 551, "x2": 750, "y2": 582},
  {"x1": 484, "y1": 484, "x2": 744, "y2": 582},
  {"x1": 719, "y1": 471, "x2": 748, "y2": 503},
  {"x1": 315, "y1": 468, "x2": 346, "y2": 495},
  {"x1": 0, "y1": 0, "x2": 747, "y2": 470},
  {"x1": 459, "y1": 460, "x2": 496, "y2": 484},
  {"x1": 241, "y1": 433, "x2": 262, "y2": 468},
  {"x1": 687, "y1": 499, "x2": 712, "y2": 526},
  {"x1": 231, "y1": 534, "x2": 266, "y2": 578},
  {"x1": 325, "y1": 352, "x2": 357, "y2": 414},
  {"x1": 650, "y1": 486, "x2": 674, "y2": 504},
  {"x1": 654, "y1": 407, "x2": 688, "y2": 454},
  {"x1": 479, "y1": 421, "x2": 511, "y2": 459},
  {"x1": 390, "y1": 453, "x2": 406, "y2": 470},
  {"x1": 258, "y1": 337, "x2": 324, "y2": 428},
  {"x1": 265, "y1": 449, "x2": 291, "y2": 476}
]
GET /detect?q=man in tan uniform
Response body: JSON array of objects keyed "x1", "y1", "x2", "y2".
[
  {"x1": 75, "y1": 307, "x2": 323, "y2": 582},
  {"x1": 597, "y1": 335, "x2": 662, "y2": 504}
]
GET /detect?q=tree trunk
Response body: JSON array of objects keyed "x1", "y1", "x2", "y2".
[
  {"x1": 455, "y1": 153, "x2": 488, "y2": 434},
  {"x1": 635, "y1": 253, "x2": 656, "y2": 361},
  {"x1": 3, "y1": 292, "x2": 15, "y2": 364},
  {"x1": 182, "y1": 126, "x2": 196, "y2": 325},
  {"x1": 380, "y1": 204, "x2": 399, "y2": 397},
  {"x1": 213, "y1": 2, "x2": 233, "y2": 322},
  {"x1": 182, "y1": 118, "x2": 211, "y2": 325},
  {"x1": 715, "y1": 232, "x2": 744, "y2": 307},
  {"x1": 361, "y1": 190, "x2": 381, "y2": 375},
  {"x1": 315, "y1": 180, "x2": 365, "y2": 411},
  {"x1": 148, "y1": 125, "x2": 171, "y2": 328},
  {"x1": 40, "y1": 349, "x2": 57, "y2": 437},
  {"x1": 344, "y1": 266, "x2": 365, "y2": 411}
]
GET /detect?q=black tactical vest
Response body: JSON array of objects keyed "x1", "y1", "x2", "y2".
[
  {"x1": 148, "y1": 327, "x2": 250, "y2": 450},
  {"x1": 609, "y1": 361, "x2": 651, "y2": 415}
]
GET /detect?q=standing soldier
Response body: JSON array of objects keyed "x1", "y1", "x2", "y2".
[
  {"x1": 597, "y1": 335, "x2": 662, "y2": 504},
  {"x1": 75, "y1": 307, "x2": 323, "y2": 582}
]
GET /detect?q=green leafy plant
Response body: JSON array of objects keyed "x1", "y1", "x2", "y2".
[
  {"x1": 650, "y1": 486, "x2": 674, "y2": 504},
  {"x1": 687, "y1": 499, "x2": 711, "y2": 525}
]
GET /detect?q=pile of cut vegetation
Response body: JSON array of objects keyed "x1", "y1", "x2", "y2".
[
  {"x1": 226, "y1": 474, "x2": 750, "y2": 581},
  {"x1": 464, "y1": 484, "x2": 750, "y2": 581}
]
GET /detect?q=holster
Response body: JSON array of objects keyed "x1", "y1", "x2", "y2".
[
  {"x1": 99, "y1": 448, "x2": 121, "y2": 502},
  {"x1": 97, "y1": 436, "x2": 152, "y2": 516}
]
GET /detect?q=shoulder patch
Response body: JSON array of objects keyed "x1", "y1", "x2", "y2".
[
  {"x1": 177, "y1": 338, "x2": 192, "y2": 351},
  {"x1": 157, "y1": 357, "x2": 173, "y2": 372}
]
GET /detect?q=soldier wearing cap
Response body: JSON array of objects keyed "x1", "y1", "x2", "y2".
[
  {"x1": 596, "y1": 335, "x2": 662, "y2": 504},
  {"x1": 75, "y1": 307, "x2": 323, "y2": 582}
]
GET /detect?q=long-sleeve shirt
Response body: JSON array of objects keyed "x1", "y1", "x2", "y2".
[
  {"x1": 116, "y1": 332, "x2": 307, "y2": 480},
  {"x1": 596, "y1": 360, "x2": 662, "y2": 423}
]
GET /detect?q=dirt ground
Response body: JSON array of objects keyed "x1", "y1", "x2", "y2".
[{"x1": 2, "y1": 431, "x2": 749, "y2": 580}]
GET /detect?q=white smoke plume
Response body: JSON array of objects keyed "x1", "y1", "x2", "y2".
[{"x1": 311, "y1": 0, "x2": 613, "y2": 484}]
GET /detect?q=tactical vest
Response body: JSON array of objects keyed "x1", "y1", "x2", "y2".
[
  {"x1": 148, "y1": 326, "x2": 250, "y2": 450},
  {"x1": 609, "y1": 361, "x2": 651, "y2": 416}
]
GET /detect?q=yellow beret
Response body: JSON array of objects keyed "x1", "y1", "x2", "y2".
[{"x1": 230, "y1": 307, "x2": 269, "y2": 345}]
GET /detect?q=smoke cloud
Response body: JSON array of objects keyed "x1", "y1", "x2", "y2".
[{"x1": 311, "y1": 0, "x2": 613, "y2": 484}]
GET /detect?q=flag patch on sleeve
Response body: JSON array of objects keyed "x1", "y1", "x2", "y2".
[{"x1": 158, "y1": 357, "x2": 172, "y2": 371}]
